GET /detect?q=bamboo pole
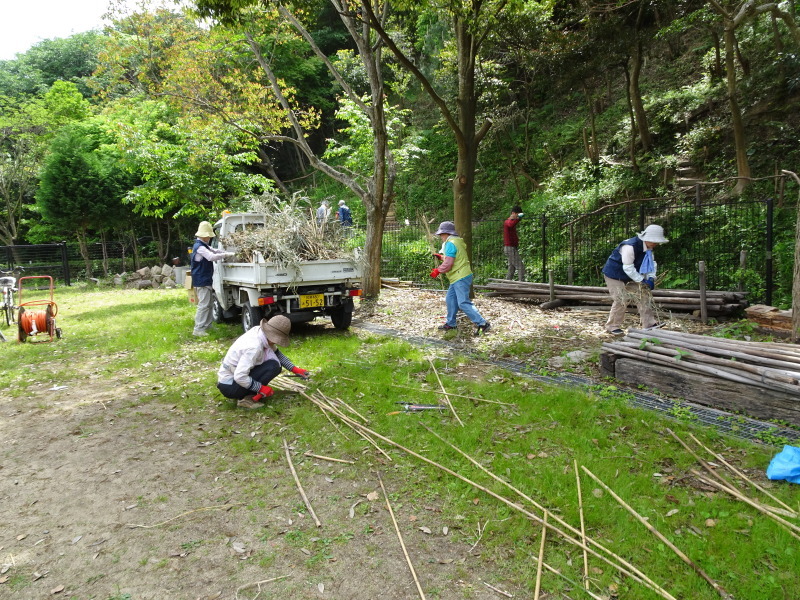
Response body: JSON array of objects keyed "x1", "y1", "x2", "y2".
[
  {"x1": 283, "y1": 438, "x2": 322, "y2": 528},
  {"x1": 338, "y1": 377, "x2": 517, "y2": 406},
  {"x1": 528, "y1": 554, "x2": 607, "y2": 600},
  {"x1": 534, "y1": 512, "x2": 548, "y2": 599},
  {"x1": 687, "y1": 433, "x2": 797, "y2": 517},
  {"x1": 574, "y1": 459, "x2": 590, "y2": 591},
  {"x1": 691, "y1": 470, "x2": 800, "y2": 541},
  {"x1": 698, "y1": 261, "x2": 708, "y2": 324},
  {"x1": 581, "y1": 466, "x2": 731, "y2": 599},
  {"x1": 414, "y1": 424, "x2": 675, "y2": 599},
  {"x1": 378, "y1": 473, "x2": 427, "y2": 600},
  {"x1": 303, "y1": 451, "x2": 355, "y2": 465},
  {"x1": 428, "y1": 357, "x2": 464, "y2": 426}
]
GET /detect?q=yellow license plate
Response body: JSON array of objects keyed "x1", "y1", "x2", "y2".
[{"x1": 299, "y1": 294, "x2": 324, "y2": 308}]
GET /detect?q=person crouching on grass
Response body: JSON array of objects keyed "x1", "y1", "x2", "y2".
[
  {"x1": 216, "y1": 315, "x2": 311, "y2": 409},
  {"x1": 431, "y1": 221, "x2": 491, "y2": 336}
]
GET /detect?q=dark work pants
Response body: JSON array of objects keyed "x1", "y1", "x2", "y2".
[{"x1": 216, "y1": 359, "x2": 281, "y2": 400}]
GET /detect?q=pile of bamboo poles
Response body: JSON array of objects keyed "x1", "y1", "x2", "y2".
[
  {"x1": 478, "y1": 278, "x2": 749, "y2": 317},
  {"x1": 602, "y1": 329, "x2": 800, "y2": 397}
]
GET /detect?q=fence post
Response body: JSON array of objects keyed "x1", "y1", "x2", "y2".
[
  {"x1": 737, "y1": 250, "x2": 747, "y2": 292},
  {"x1": 698, "y1": 261, "x2": 708, "y2": 324},
  {"x1": 638, "y1": 204, "x2": 645, "y2": 232},
  {"x1": 60, "y1": 241, "x2": 71, "y2": 286},
  {"x1": 766, "y1": 197, "x2": 773, "y2": 306},
  {"x1": 548, "y1": 270, "x2": 555, "y2": 301},
  {"x1": 541, "y1": 215, "x2": 547, "y2": 283}
]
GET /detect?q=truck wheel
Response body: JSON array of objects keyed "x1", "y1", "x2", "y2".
[
  {"x1": 211, "y1": 295, "x2": 226, "y2": 323},
  {"x1": 330, "y1": 307, "x2": 352, "y2": 330},
  {"x1": 241, "y1": 302, "x2": 262, "y2": 333}
]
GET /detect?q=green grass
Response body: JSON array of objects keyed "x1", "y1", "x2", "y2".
[{"x1": 3, "y1": 285, "x2": 799, "y2": 599}]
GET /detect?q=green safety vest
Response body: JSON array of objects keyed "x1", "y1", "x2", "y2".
[{"x1": 440, "y1": 235, "x2": 472, "y2": 284}]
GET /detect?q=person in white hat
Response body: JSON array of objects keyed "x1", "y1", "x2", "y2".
[
  {"x1": 431, "y1": 221, "x2": 491, "y2": 336},
  {"x1": 191, "y1": 220, "x2": 235, "y2": 337},
  {"x1": 316, "y1": 200, "x2": 330, "y2": 226},
  {"x1": 601, "y1": 224, "x2": 669, "y2": 335},
  {"x1": 216, "y1": 315, "x2": 311, "y2": 409},
  {"x1": 336, "y1": 199, "x2": 353, "y2": 226}
]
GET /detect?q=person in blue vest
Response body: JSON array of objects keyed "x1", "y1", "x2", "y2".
[
  {"x1": 431, "y1": 221, "x2": 491, "y2": 335},
  {"x1": 191, "y1": 221, "x2": 234, "y2": 337},
  {"x1": 601, "y1": 224, "x2": 669, "y2": 335},
  {"x1": 337, "y1": 200, "x2": 353, "y2": 226}
]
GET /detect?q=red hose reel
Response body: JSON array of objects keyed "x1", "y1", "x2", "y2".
[{"x1": 17, "y1": 276, "x2": 62, "y2": 343}]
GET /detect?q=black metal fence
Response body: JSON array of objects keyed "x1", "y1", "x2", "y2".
[
  {"x1": 378, "y1": 197, "x2": 792, "y2": 305},
  {"x1": 3, "y1": 196, "x2": 793, "y2": 305}
]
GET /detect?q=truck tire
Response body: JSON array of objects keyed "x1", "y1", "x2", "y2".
[
  {"x1": 212, "y1": 295, "x2": 226, "y2": 323},
  {"x1": 241, "y1": 302, "x2": 262, "y2": 333},
  {"x1": 330, "y1": 306, "x2": 352, "y2": 330}
]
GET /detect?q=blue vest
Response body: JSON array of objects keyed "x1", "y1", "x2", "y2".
[
  {"x1": 191, "y1": 239, "x2": 214, "y2": 287},
  {"x1": 602, "y1": 236, "x2": 645, "y2": 282},
  {"x1": 339, "y1": 206, "x2": 352, "y2": 225}
]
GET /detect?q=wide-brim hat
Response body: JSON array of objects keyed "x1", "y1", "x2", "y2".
[
  {"x1": 638, "y1": 224, "x2": 669, "y2": 244},
  {"x1": 435, "y1": 221, "x2": 457, "y2": 236},
  {"x1": 261, "y1": 315, "x2": 291, "y2": 346},
  {"x1": 195, "y1": 221, "x2": 215, "y2": 238}
]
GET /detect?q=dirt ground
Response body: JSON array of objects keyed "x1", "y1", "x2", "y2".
[{"x1": 0, "y1": 288, "x2": 711, "y2": 600}]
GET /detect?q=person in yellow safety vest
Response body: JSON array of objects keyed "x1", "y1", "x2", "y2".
[{"x1": 430, "y1": 221, "x2": 491, "y2": 336}]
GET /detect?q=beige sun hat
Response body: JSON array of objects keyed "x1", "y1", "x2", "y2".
[
  {"x1": 195, "y1": 221, "x2": 215, "y2": 238},
  {"x1": 261, "y1": 315, "x2": 291, "y2": 346},
  {"x1": 638, "y1": 224, "x2": 669, "y2": 243}
]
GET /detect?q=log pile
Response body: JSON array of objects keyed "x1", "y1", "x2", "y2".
[
  {"x1": 601, "y1": 329, "x2": 800, "y2": 425},
  {"x1": 477, "y1": 279, "x2": 748, "y2": 317},
  {"x1": 745, "y1": 304, "x2": 793, "y2": 337}
]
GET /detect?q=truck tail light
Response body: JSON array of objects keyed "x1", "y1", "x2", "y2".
[
  {"x1": 348, "y1": 289, "x2": 362, "y2": 297},
  {"x1": 258, "y1": 296, "x2": 277, "y2": 306}
]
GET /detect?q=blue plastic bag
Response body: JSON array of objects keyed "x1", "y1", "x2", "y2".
[{"x1": 766, "y1": 445, "x2": 800, "y2": 484}]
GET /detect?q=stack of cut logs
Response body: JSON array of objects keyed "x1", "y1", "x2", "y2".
[
  {"x1": 477, "y1": 279, "x2": 748, "y2": 318},
  {"x1": 601, "y1": 329, "x2": 800, "y2": 425},
  {"x1": 381, "y1": 277, "x2": 416, "y2": 289}
]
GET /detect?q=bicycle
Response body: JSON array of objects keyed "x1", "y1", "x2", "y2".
[{"x1": 0, "y1": 266, "x2": 23, "y2": 328}]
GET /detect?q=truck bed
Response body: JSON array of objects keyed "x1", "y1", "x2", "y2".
[{"x1": 219, "y1": 259, "x2": 360, "y2": 287}]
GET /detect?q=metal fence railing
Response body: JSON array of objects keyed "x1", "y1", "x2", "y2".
[{"x1": 378, "y1": 197, "x2": 792, "y2": 305}]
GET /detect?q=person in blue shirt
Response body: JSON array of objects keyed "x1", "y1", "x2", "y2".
[
  {"x1": 191, "y1": 221, "x2": 234, "y2": 337},
  {"x1": 601, "y1": 224, "x2": 668, "y2": 335}
]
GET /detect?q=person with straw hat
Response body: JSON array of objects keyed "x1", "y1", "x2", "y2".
[
  {"x1": 216, "y1": 315, "x2": 311, "y2": 409},
  {"x1": 431, "y1": 221, "x2": 491, "y2": 336},
  {"x1": 191, "y1": 220, "x2": 235, "y2": 337},
  {"x1": 601, "y1": 224, "x2": 669, "y2": 335}
]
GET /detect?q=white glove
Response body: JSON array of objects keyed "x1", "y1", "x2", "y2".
[{"x1": 225, "y1": 252, "x2": 236, "y2": 258}]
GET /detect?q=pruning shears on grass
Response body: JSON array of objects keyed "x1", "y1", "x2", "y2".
[{"x1": 387, "y1": 402, "x2": 448, "y2": 415}]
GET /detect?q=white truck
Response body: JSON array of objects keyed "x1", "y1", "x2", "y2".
[{"x1": 209, "y1": 213, "x2": 362, "y2": 332}]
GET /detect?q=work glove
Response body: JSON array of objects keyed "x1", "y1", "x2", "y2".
[
  {"x1": 517, "y1": 213, "x2": 524, "y2": 219},
  {"x1": 433, "y1": 253, "x2": 443, "y2": 261},
  {"x1": 291, "y1": 366, "x2": 311, "y2": 379},
  {"x1": 430, "y1": 268, "x2": 441, "y2": 279},
  {"x1": 225, "y1": 252, "x2": 236, "y2": 258},
  {"x1": 641, "y1": 278, "x2": 655, "y2": 291},
  {"x1": 252, "y1": 385, "x2": 274, "y2": 402}
]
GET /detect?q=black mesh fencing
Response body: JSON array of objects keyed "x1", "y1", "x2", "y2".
[{"x1": 379, "y1": 197, "x2": 788, "y2": 305}]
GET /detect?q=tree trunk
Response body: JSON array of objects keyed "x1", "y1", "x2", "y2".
[
  {"x1": 78, "y1": 227, "x2": 92, "y2": 278},
  {"x1": 724, "y1": 23, "x2": 751, "y2": 194},
  {"x1": 629, "y1": 40, "x2": 652, "y2": 152},
  {"x1": 623, "y1": 61, "x2": 639, "y2": 172}
]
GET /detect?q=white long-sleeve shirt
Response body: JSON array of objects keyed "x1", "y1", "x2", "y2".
[
  {"x1": 194, "y1": 244, "x2": 230, "y2": 263},
  {"x1": 217, "y1": 326, "x2": 296, "y2": 392},
  {"x1": 619, "y1": 243, "x2": 657, "y2": 282}
]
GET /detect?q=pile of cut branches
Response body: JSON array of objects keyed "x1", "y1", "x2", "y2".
[{"x1": 222, "y1": 192, "x2": 358, "y2": 269}]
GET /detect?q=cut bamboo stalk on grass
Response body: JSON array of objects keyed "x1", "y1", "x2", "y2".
[
  {"x1": 328, "y1": 395, "x2": 370, "y2": 423},
  {"x1": 688, "y1": 433, "x2": 798, "y2": 518},
  {"x1": 574, "y1": 459, "x2": 590, "y2": 591},
  {"x1": 304, "y1": 391, "x2": 392, "y2": 461},
  {"x1": 407, "y1": 424, "x2": 676, "y2": 599},
  {"x1": 418, "y1": 423, "x2": 669, "y2": 597},
  {"x1": 378, "y1": 473, "x2": 427, "y2": 600},
  {"x1": 482, "y1": 581, "x2": 513, "y2": 597},
  {"x1": 338, "y1": 377, "x2": 517, "y2": 406},
  {"x1": 428, "y1": 357, "x2": 464, "y2": 426},
  {"x1": 283, "y1": 438, "x2": 322, "y2": 528},
  {"x1": 303, "y1": 451, "x2": 355, "y2": 465},
  {"x1": 581, "y1": 466, "x2": 731, "y2": 599},
  {"x1": 234, "y1": 575, "x2": 290, "y2": 600},
  {"x1": 667, "y1": 429, "x2": 796, "y2": 518},
  {"x1": 691, "y1": 470, "x2": 800, "y2": 541},
  {"x1": 527, "y1": 554, "x2": 607, "y2": 600},
  {"x1": 534, "y1": 512, "x2": 547, "y2": 599}
]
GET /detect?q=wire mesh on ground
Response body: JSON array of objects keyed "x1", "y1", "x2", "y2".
[{"x1": 354, "y1": 321, "x2": 800, "y2": 446}]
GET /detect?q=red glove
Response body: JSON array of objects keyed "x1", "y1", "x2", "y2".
[
  {"x1": 433, "y1": 253, "x2": 443, "y2": 261},
  {"x1": 430, "y1": 268, "x2": 441, "y2": 278},
  {"x1": 252, "y1": 385, "x2": 274, "y2": 401},
  {"x1": 291, "y1": 366, "x2": 310, "y2": 379}
]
